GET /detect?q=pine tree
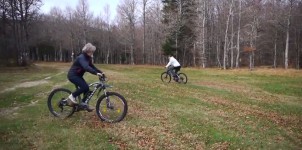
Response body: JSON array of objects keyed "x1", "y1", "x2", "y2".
[{"x1": 162, "y1": 0, "x2": 197, "y2": 65}]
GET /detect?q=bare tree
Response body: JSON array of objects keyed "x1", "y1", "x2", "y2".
[
  {"x1": 118, "y1": 0, "x2": 137, "y2": 64},
  {"x1": 198, "y1": 0, "x2": 207, "y2": 68},
  {"x1": 236, "y1": 0, "x2": 242, "y2": 68},
  {"x1": 292, "y1": 1, "x2": 302, "y2": 69},
  {"x1": 103, "y1": 4, "x2": 111, "y2": 64},
  {"x1": 230, "y1": 0, "x2": 235, "y2": 69},
  {"x1": 75, "y1": 0, "x2": 93, "y2": 45},
  {"x1": 49, "y1": 7, "x2": 66, "y2": 61},
  {"x1": 5, "y1": 0, "x2": 301, "y2": 69},
  {"x1": 4, "y1": 0, "x2": 42, "y2": 65},
  {"x1": 223, "y1": 0, "x2": 233, "y2": 70},
  {"x1": 146, "y1": 0, "x2": 164, "y2": 65},
  {"x1": 284, "y1": 0, "x2": 293, "y2": 69},
  {"x1": 65, "y1": 6, "x2": 77, "y2": 61},
  {"x1": 142, "y1": 0, "x2": 149, "y2": 64}
]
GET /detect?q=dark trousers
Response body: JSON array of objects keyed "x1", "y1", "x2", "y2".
[
  {"x1": 68, "y1": 76, "x2": 89, "y2": 101},
  {"x1": 174, "y1": 66, "x2": 181, "y2": 74},
  {"x1": 168, "y1": 65, "x2": 181, "y2": 77}
]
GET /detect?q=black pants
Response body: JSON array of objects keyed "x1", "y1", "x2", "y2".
[
  {"x1": 173, "y1": 66, "x2": 181, "y2": 74},
  {"x1": 68, "y1": 76, "x2": 89, "y2": 102},
  {"x1": 168, "y1": 65, "x2": 181, "y2": 77}
]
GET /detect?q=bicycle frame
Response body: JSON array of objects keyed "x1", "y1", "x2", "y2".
[
  {"x1": 48, "y1": 75, "x2": 127, "y2": 122},
  {"x1": 80, "y1": 78, "x2": 112, "y2": 104},
  {"x1": 166, "y1": 68, "x2": 180, "y2": 79}
]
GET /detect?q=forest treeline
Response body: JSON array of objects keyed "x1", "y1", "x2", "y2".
[{"x1": 0, "y1": 0, "x2": 301, "y2": 69}]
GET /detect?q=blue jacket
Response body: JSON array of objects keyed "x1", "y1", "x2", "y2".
[{"x1": 67, "y1": 53, "x2": 102, "y2": 78}]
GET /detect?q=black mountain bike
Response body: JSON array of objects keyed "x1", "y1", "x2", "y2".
[
  {"x1": 161, "y1": 68, "x2": 188, "y2": 84},
  {"x1": 47, "y1": 75, "x2": 127, "y2": 123}
]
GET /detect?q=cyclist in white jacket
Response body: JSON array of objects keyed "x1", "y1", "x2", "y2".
[{"x1": 165, "y1": 55, "x2": 181, "y2": 80}]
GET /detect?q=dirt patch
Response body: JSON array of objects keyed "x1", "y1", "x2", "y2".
[
  {"x1": 0, "y1": 106, "x2": 20, "y2": 117},
  {"x1": 211, "y1": 142, "x2": 230, "y2": 150},
  {"x1": 0, "y1": 71, "x2": 65, "y2": 94},
  {"x1": 33, "y1": 63, "x2": 70, "y2": 71},
  {"x1": 1, "y1": 80, "x2": 49, "y2": 94}
]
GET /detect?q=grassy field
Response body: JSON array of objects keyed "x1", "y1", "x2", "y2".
[{"x1": 0, "y1": 62, "x2": 301, "y2": 150}]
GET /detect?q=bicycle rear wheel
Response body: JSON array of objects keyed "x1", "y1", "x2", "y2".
[
  {"x1": 161, "y1": 72, "x2": 171, "y2": 83},
  {"x1": 47, "y1": 88, "x2": 75, "y2": 118},
  {"x1": 96, "y1": 92, "x2": 127, "y2": 123},
  {"x1": 178, "y1": 73, "x2": 188, "y2": 84}
]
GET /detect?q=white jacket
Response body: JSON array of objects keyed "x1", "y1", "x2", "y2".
[{"x1": 166, "y1": 56, "x2": 181, "y2": 67}]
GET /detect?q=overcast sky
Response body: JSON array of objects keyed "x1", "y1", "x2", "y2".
[{"x1": 40, "y1": 0, "x2": 119, "y2": 19}]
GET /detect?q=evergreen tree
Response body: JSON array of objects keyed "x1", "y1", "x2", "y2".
[
  {"x1": 162, "y1": 0, "x2": 197, "y2": 65},
  {"x1": 162, "y1": 38, "x2": 176, "y2": 55}
]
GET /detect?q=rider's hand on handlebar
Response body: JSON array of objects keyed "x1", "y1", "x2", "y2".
[{"x1": 97, "y1": 73, "x2": 104, "y2": 77}]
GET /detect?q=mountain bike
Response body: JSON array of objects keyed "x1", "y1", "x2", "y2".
[
  {"x1": 47, "y1": 75, "x2": 127, "y2": 123},
  {"x1": 161, "y1": 68, "x2": 188, "y2": 84}
]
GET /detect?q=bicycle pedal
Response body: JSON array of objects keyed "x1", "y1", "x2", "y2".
[{"x1": 74, "y1": 105, "x2": 83, "y2": 112}]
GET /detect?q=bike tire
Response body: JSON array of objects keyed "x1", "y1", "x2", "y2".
[
  {"x1": 178, "y1": 73, "x2": 188, "y2": 84},
  {"x1": 161, "y1": 72, "x2": 171, "y2": 83},
  {"x1": 96, "y1": 92, "x2": 128, "y2": 123},
  {"x1": 47, "y1": 88, "x2": 75, "y2": 118}
]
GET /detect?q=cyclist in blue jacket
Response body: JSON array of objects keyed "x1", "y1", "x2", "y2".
[{"x1": 67, "y1": 43, "x2": 104, "y2": 112}]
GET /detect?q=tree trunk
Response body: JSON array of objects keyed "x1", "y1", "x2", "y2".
[
  {"x1": 60, "y1": 43, "x2": 63, "y2": 61},
  {"x1": 216, "y1": 39, "x2": 221, "y2": 68},
  {"x1": 142, "y1": 0, "x2": 148, "y2": 64},
  {"x1": 285, "y1": 18, "x2": 290, "y2": 69},
  {"x1": 201, "y1": 0, "x2": 206, "y2": 68},
  {"x1": 193, "y1": 43, "x2": 196, "y2": 67},
  {"x1": 236, "y1": 0, "x2": 241, "y2": 68},
  {"x1": 296, "y1": 30, "x2": 300, "y2": 69},
  {"x1": 274, "y1": 32, "x2": 277, "y2": 68},
  {"x1": 249, "y1": 52, "x2": 252, "y2": 70},
  {"x1": 223, "y1": 1, "x2": 233, "y2": 70},
  {"x1": 230, "y1": 0, "x2": 234, "y2": 69},
  {"x1": 130, "y1": 23, "x2": 135, "y2": 65},
  {"x1": 298, "y1": 43, "x2": 301, "y2": 70},
  {"x1": 285, "y1": 1, "x2": 292, "y2": 69}
]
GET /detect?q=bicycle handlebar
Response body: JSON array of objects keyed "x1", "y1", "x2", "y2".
[{"x1": 98, "y1": 74, "x2": 107, "y2": 82}]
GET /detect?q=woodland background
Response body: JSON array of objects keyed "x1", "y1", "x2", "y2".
[{"x1": 0, "y1": 0, "x2": 302, "y2": 69}]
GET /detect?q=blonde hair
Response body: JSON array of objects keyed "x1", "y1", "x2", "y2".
[{"x1": 82, "y1": 43, "x2": 96, "y2": 53}]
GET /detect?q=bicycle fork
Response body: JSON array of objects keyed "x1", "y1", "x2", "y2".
[{"x1": 104, "y1": 90, "x2": 114, "y2": 109}]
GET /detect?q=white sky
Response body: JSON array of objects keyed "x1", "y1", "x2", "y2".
[{"x1": 40, "y1": 0, "x2": 119, "y2": 19}]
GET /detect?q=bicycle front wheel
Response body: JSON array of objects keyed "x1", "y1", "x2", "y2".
[
  {"x1": 47, "y1": 88, "x2": 75, "y2": 118},
  {"x1": 96, "y1": 92, "x2": 127, "y2": 123},
  {"x1": 178, "y1": 73, "x2": 188, "y2": 84},
  {"x1": 161, "y1": 72, "x2": 171, "y2": 83}
]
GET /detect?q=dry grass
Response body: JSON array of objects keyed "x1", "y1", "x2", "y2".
[{"x1": 0, "y1": 63, "x2": 301, "y2": 149}]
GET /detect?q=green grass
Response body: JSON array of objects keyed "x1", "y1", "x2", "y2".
[{"x1": 0, "y1": 63, "x2": 301, "y2": 149}]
